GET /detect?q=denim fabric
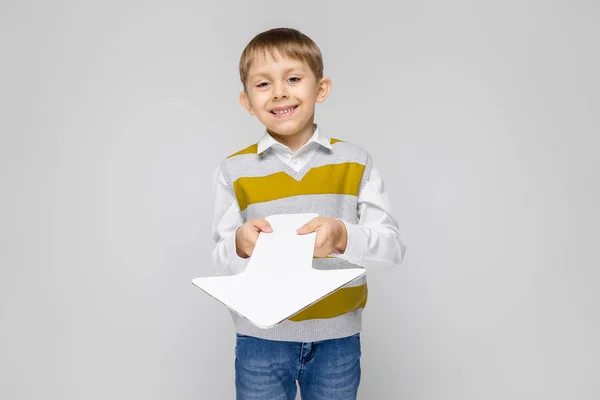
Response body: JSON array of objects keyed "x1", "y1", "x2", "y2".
[{"x1": 235, "y1": 333, "x2": 361, "y2": 400}]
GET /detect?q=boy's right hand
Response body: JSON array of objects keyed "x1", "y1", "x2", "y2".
[{"x1": 235, "y1": 219, "x2": 272, "y2": 258}]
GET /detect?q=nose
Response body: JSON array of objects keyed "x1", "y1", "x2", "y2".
[{"x1": 272, "y1": 81, "x2": 288, "y2": 100}]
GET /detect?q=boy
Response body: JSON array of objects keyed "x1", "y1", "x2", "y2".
[{"x1": 212, "y1": 27, "x2": 406, "y2": 400}]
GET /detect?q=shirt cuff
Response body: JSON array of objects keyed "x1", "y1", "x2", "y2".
[{"x1": 334, "y1": 219, "x2": 367, "y2": 266}]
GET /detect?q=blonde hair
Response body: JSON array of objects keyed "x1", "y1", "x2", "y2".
[{"x1": 239, "y1": 27, "x2": 323, "y2": 91}]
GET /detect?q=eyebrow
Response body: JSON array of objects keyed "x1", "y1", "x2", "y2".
[{"x1": 249, "y1": 67, "x2": 306, "y2": 81}]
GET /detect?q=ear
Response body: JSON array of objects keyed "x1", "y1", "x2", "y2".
[
  {"x1": 315, "y1": 77, "x2": 332, "y2": 104},
  {"x1": 239, "y1": 91, "x2": 255, "y2": 115}
]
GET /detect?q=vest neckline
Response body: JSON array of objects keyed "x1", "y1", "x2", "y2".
[{"x1": 263, "y1": 146, "x2": 328, "y2": 181}]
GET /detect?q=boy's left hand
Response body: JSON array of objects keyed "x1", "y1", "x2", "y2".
[{"x1": 296, "y1": 217, "x2": 348, "y2": 257}]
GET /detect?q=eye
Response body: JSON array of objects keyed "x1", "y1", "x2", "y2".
[
  {"x1": 288, "y1": 76, "x2": 301, "y2": 83},
  {"x1": 256, "y1": 82, "x2": 269, "y2": 88}
]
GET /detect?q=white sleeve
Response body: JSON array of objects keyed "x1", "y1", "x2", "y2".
[
  {"x1": 211, "y1": 165, "x2": 249, "y2": 276},
  {"x1": 336, "y1": 164, "x2": 406, "y2": 269}
]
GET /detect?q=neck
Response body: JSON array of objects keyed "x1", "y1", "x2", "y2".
[{"x1": 268, "y1": 118, "x2": 315, "y2": 153}]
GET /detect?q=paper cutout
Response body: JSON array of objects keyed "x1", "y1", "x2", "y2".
[{"x1": 192, "y1": 213, "x2": 366, "y2": 328}]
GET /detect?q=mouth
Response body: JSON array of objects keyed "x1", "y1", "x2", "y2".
[{"x1": 270, "y1": 105, "x2": 299, "y2": 118}]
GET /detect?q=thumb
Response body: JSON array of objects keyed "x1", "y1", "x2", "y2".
[
  {"x1": 297, "y1": 218, "x2": 320, "y2": 234},
  {"x1": 253, "y1": 219, "x2": 272, "y2": 233}
]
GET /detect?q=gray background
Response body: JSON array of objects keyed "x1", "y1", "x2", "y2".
[{"x1": 1, "y1": 0, "x2": 598, "y2": 399}]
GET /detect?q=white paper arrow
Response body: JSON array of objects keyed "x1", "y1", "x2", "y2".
[{"x1": 192, "y1": 213, "x2": 366, "y2": 329}]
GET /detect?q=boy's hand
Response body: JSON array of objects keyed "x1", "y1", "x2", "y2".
[
  {"x1": 235, "y1": 219, "x2": 272, "y2": 258},
  {"x1": 296, "y1": 217, "x2": 348, "y2": 258}
]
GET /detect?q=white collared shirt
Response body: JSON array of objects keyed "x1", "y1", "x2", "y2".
[
  {"x1": 256, "y1": 124, "x2": 333, "y2": 172},
  {"x1": 212, "y1": 125, "x2": 406, "y2": 275}
]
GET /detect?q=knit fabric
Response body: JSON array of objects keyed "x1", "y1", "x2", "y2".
[{"x1": 219, "y1": 138, "x2": 373, "y2": 342}]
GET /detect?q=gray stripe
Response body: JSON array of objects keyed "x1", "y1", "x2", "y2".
[
  {"x1": 224, "y1": 141, "x2": 369, "y2": 183},
  {"x1": 243, "y1": 194, "x2": 359, "y2": 224},
  {"x1": 231, "y1": 308, "x2": 364, "y2": 342},
  {"x1": 359, "y1": 150, "x2": 373, "y2": 194},
  {"x1": 313, "y1": 272, "x2": 366, "y2": 288}
]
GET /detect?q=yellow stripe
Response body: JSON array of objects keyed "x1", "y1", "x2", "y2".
[
  {"x1": 330, "y1": 138, "x2": 343, "y2": 145},
  {"x1": 233, "y1": 162, "x2": 364, "y2": 211},
  {"x1": 289, "y1": 284, "x2": 368, "y2": 321},
  {"x1": 227, "y1": 143, "x2": 258, "y2": 158}
]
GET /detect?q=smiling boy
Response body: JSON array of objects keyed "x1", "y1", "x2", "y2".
[{"x1": 211, "y1": 27, "x2": 406, "y2": 400}]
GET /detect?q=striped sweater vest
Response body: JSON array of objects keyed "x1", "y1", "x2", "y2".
[{"x1": 220, "y1": 137, "x2": 373, "y2": 342}]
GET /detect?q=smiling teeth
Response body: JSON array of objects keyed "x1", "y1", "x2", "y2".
[{"x1": 273, "y1": 107, "x2": 294, "y2": 115}]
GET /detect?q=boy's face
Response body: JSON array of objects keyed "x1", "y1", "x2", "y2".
[{"x1": 240, "y1": 52, "x2": 331, "y2": 142}]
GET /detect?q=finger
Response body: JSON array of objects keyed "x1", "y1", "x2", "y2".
[
  {"x1": 297, "y1": 217, "x2": 321, "y2": 234},
  {"x1": 251, "y1": 219, "x2": 272, "y2": 233},
  {"x1": 245, "y1": 233, "x2": 259, "y2": 254},
  {"x1": 314, "y1": 245, "x2": 330, "y2": 258},
  {"x1": 314, "y1": 232, "x2": 328, "y2": 249}
]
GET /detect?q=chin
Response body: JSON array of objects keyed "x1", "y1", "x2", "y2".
[
  {"x1": 264, "y1": 122, "x2": 296, "y2": 135},
  {"x1": 274, "y1": 127, "x2": 305, "y2": 136},
  {"x1": 273, "y1": 120, "x2": 311, "y2": 134}
]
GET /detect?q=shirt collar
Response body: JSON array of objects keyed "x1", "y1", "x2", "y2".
[{"x1": 257, "y1": 124, "x2": 332, "y2": 155}]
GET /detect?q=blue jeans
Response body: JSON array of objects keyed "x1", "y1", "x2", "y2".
[{"x1": 235, "y1": 333, "x2": 361, "y2": 400}]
